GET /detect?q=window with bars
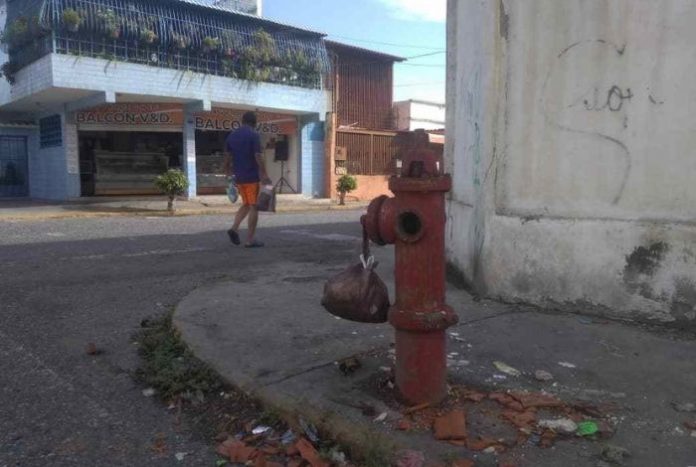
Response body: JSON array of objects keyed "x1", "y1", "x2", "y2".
[{"x1": 39, "y1": 115, "x2": 63, "y2": 148}]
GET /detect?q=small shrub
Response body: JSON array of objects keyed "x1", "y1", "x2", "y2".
[
  {"x1": 62, "y1": 8, "x2": 82, "y2": 32},
  {"x1": 336, "y1": 174, "x2": 357, "y2": 205},
  {"x1": 154, "y1": 169, "x2": 189, "y2": 212}
]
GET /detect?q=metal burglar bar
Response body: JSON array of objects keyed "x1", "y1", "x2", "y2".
[
  {"x1": 0, "y1": 136, "x2": 29, "y2": 198},
  {"x1": 4, "y1": 0, "x2": 331, "y2": 90}
]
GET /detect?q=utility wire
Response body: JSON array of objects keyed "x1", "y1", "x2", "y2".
[
  {"x1": 329, "y1": 34, "x2": 445, "y2": 51},
  {"x1": 405, "y1": 51, "x2": 446, "y2": 59}
]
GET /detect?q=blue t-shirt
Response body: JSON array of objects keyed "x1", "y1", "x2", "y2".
[{"x1": 226, "y1": 125, "x2": 262, "y2": 184}]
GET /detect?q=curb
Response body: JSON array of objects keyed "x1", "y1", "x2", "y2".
[
  {"x1": 173, "y1": 311, "x2": 404, "y2": 464},
  {"x1": 0, "y1": 203, "x2": 369, "y2": 222}
]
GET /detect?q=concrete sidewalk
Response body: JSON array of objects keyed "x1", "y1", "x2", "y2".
[
  {"x1": 174, "y1": 244, "x2": 696, "y2": 466},
  {"x1": 0, "y1": 195, "x2": 368, "y2": 221}
]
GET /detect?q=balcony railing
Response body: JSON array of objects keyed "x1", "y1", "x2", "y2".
[{"x1": 2, "y1": 0, "x2": 330, "y2": 90}]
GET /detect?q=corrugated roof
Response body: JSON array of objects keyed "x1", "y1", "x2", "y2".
[
  {"x1": 175, "y1": 0, "x2": 327, "y2": 36},
  {"x1": 325, "y1": 40, "x2": 406, "y2": 62}
]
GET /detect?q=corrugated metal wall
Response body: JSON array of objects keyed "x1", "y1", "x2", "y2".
[{"x1": 334, "y1": 52, "x2": 395, "y2": 130}]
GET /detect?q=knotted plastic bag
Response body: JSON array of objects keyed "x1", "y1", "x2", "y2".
[{"x1": 321, "y1": 227, "x2": 390, "y2": 323}]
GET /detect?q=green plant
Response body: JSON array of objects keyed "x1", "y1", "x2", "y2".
[
  {"x1": 0, "y1": 61, "x2": 20, "y2": 85},
  {"x1": 250, "y1": 29, "x2": 277, "y2": 64},
  {"x1": 202, "y1": 36, "x2": 220, "y2": 53},
  {"x1": 96, "y1": 9, "x2": 120, "y2": 39},
  {"x1": 154, "y1": 169, "x2": 189, "y2": 212},
  {"x1": 1, "y1": 17, "x2": 29, "y2": 49},
  {"x1": 62, "y1": 8, "x2": 82, "y2": 32},
  {"x1": 336, "y1": 174, "x2": 357, "y2": 205},
  {"x1": 134, "y1": 312, "x2": 222, "y2": 401},
  {"x1": 140, "y1": 29, "x2": 157, "y2": 45}
]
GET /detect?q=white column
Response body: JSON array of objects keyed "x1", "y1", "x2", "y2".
[{"x1": 183, "y1": 114, "x2": 197, "y2": 199}]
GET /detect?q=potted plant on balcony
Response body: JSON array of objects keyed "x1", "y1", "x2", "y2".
[
  {"x1": 62, "y1": 8, "x2": 82, "y2": 33},
  {"x1": 202, "y1": 36, "x2": 220, "y2": 54},
  {"x1": 96, "y1": 9, "x2": 120, "y2": 39},
  {"x1": 140, "y1": 28, "x2": 157, "y2": 45},
  {"x1": 336, "y1": 175, "x2": 357, "y2": 206},
  {"x1": 0, "y1": 17, "x2": 29, "y2": 49}
]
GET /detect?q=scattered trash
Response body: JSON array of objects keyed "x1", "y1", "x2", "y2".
[
  {"x1": 337, "y1": 357, "x2": 361, "y2": 375},
  {"x1": 483, "y1": 446, "x2": 497, "y2": 454},
  {"x1": 328, "y1": 447, "x2": 347, "y2": 464},
  {"x1": 534, "y1": 370, "x2": 554, "y2": 382},
  {"x1": 395, "y1": 449, "x2": 425, "y2": 467},
  {"x1": 296, "y1": 437, "x2": 329, "y2": 467},
  {"x1": 493, "y1": 374, "x2": 508, "y2": 380},
  {"x1": 281, "y1": 430, "x2": 297, "y2": 445},
  {"x1": 672, "y1": 402, "x2": 696, "y2": 413},
  {"x1": 174, "y1": 452, "x2": 187, "y2": 462},
  {"x1": 558, "y1": 361, "x2": 577, "y2": 369},
  {"x1": 433, "y1": 409, "x2": 467, "y2": 441},
  {"x1": 374, "y1": 412, "x2": 388, "y2": 423},
  {"x1": 494, "y1": 361, "x2": 521, "y2": 377},
  {"x1": 252, "y1": 425, "x2": 272, "y2": 435},
  {"x1": 403, "y1": 402, "x2": 431, "y2": 415},
  {"x1": 576, "y1": 421, "x2": 599, "y2": 437},
  {"x1": 577, "y1": 316, "x2": 593, "y2": 325},
  {"x1": 538, "y1": 418, "x2": 578, "y2": 434},
  {"x1": 379, "y1": 366, "x2": 392, "y2": 373},
  {"x1": 527, "y1": 434, "x2": 541, "y2": 446},
  {"x1": 85, "y1": 343, "x2": 102, "y2": 356},
  {"x1": 299, "y1": 418, "x2": 319, "y2": 444},
  {"x1": 397, "y1": 419, "x2": 413, "y2": 431},
  {"x1": 142, "y1": 388, "x2": 156, "y2": 397},
  {"x1": 449, "y1": 332, "x2": 460, "y2": 337},
  {"x1": 601, "y1": 444, "x2": 630, "y2": 464}
]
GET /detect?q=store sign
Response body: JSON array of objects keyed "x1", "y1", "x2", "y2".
[
  {"x1": 76, "y1": 104, "x2": 184, "y2": 126},
  {"x1": 193, "y1": 109, "x2": 297, "y2": 135},
  {"x1": 76, "y1": 104, "x2": 298, "y2": 135}
]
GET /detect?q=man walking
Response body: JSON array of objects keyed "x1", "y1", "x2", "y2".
[{"x1": 224, "y1": 111, "x2": 269, "y2": 248}]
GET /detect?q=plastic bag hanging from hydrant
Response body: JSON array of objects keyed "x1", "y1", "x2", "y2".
[{"x1": 321, "y1": 224, "x2": 390, "y2": 323}]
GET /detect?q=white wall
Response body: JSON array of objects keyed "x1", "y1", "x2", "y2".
[
  {"x1": 447, "y1": 0, "x2": 696, "y2": 326},
  {"x1": 394, "y1": 100, "x2": 446, "y2": 131}
]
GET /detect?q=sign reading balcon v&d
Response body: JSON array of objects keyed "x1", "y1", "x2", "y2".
[{"x1": 76, "y1": 104, "x2": 297, "y2": 135}]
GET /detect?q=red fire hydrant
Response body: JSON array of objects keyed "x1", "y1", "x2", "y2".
[{"x1": 362, "y1": 139, "x2": 458, "y2": 405}]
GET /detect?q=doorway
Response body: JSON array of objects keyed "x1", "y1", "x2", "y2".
[{"x1": 0, "y1": 136, "x2": 28, "y2": 197}]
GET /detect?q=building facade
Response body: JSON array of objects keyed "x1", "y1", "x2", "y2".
[
  {"x1": 394, "y1": 99, "x2": 445, "y2": 132},
  {"x1": 0, "y1": 0, "x2": 329, "y2": 200},
  {"x1": 447, "y1": 0, "x2": 696, "y2": 327},
  {"x1": 325, "y1": 41, "x2": 403, "y2": 201}
]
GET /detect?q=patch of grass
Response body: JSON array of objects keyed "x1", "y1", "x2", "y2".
[{"x1": 134, "y1": 312, "x2": 222, "y2": 401}]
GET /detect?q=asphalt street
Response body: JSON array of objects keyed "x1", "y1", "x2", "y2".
[{"x1": 0, "y1": 211, "x2": 365, "y2": 467}]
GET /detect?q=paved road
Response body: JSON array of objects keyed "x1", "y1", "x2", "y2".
[{"x1": 0, "y1": 211, "x2": 364, "y2": 467}]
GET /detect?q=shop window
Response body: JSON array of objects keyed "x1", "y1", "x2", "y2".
[{"x1": 39, "y1": 115, "x2": 62, "y2": 148}]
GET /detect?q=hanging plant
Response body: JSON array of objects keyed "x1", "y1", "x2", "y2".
[
  {"x1": 202, "y1": 36, "x2": 220, "y2": 54},
  {"x1": 62, "y1": 8, "x2": 82, "y2": 33},
  {"x1": 0, "y1": 61, "x2": 20, "y2": 85},
  {"x1": 248, "y1": 29, "x2": 277, "y2": 66},
  {"x1": 140, "y1": 29, "x2": 157, "y2": 45}
]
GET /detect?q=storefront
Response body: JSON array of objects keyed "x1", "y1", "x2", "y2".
[
  {"x1": 74, "y1": 104, "x2": 300, "y2": 196},
  {"x1": 194, "y1": 109, "x2": 299, "y2": 194}
]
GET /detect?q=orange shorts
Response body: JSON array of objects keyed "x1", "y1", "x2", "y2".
[{"x1": 237, "y1": 182, "x2": 260, "y2": 206}]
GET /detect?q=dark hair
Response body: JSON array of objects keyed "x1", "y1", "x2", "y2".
[{"x1": 242, "y1": 111, "x2": 257, "y2": 127}]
